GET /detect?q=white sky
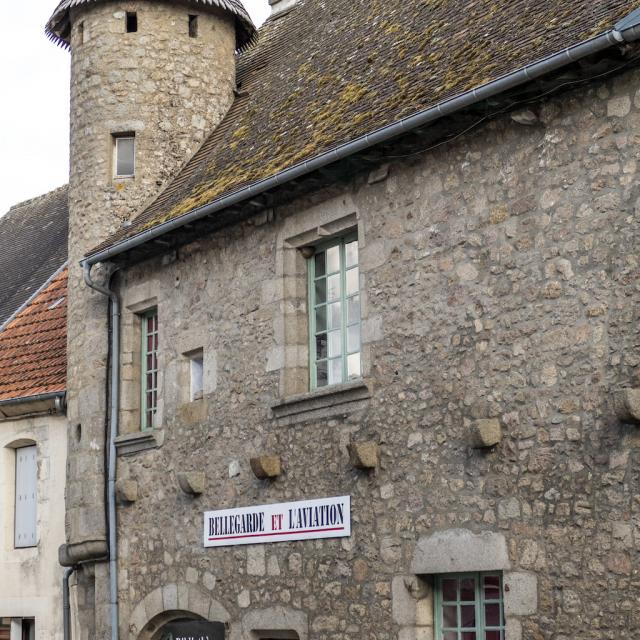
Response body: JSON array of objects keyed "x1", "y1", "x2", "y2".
[{"x1": 0, "y1": 0, "x2": 270, "y2": 217}]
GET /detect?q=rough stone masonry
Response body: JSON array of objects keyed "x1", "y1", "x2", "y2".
[{"x1": 101, "y1": 65, "x2": 640, "y2": 639}]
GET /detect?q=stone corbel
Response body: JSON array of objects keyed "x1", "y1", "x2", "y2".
[{"x1": 613, "y1": 388, "x2": 640, "y2": 424}]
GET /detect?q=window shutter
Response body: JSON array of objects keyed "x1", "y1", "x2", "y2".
[{"x1": 15, "y1": 446, "x2": 37, "y2": 548}]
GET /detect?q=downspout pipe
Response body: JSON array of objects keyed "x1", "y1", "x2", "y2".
[
  {"x1": 82, "y1": 262, "x2": 120, "y2": 640},
  {"x1": 83, "y1": 18, "x2": 640, "y2": 267},
  {"x1": 63, "y1": 567, "x2": 74, "y2": 640}
]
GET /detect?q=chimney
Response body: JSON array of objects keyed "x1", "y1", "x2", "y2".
[{"x1": 269, "y1": 0, "x2": 299, "y2": 16}]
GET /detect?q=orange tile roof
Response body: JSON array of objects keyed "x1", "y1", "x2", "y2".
[{"x1": 0, "y1": 268, "x2": 67, "y2": 402}]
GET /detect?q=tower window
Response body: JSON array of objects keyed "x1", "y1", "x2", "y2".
[
  {"x1": 113, "y1": 134, "x2": 135, "y2": 178},
  {"x1": 188, "y1": 15, "x2": 199, "y2": 38},
  {"x1": 78, "y1": 21, "x2": 85, "y2": 44},
  {"x1": 126, "y1": 12, "x2": 138, "y2": 33}
]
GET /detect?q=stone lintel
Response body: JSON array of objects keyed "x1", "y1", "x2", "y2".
[{"x1": 411, "y1": 529, "x2": 510, "y2": 575}]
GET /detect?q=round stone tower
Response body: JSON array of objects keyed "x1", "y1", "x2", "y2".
[{"x1": 46, "y1": 2, "x2": 255, "y2": 635}]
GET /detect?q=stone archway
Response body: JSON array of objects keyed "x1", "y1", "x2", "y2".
[{"x1": 129, "y1": 583, "x2": 230, "y2": 640}]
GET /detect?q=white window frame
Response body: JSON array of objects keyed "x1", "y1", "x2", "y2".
[
  {"x1": 14, "y1": 445, "x2": 37, "y2": 549},
  {"x1": 113, "y1": 133, "x2": 136, "y2": 179}
]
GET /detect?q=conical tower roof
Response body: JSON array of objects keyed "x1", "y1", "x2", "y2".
[{"x1": 46, "y1": 0, "x2": 256, "y2": 49}]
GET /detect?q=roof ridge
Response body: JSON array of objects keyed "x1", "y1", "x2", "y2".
[
  {"x1": 0, "y1": 262, "x2": 69, "y2": 333},
  {"x1": 7, "y1": 184, "x2": 69, "y2": 214}
]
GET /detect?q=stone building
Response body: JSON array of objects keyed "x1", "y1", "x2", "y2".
[
  {"x1": 0, "y1": 188, "x2": 69, "y2": 639},
  {"x1": 40, "y1": 0, "x2": 640, "y2": 638}
]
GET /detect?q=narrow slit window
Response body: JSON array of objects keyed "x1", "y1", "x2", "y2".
[
  {"x1": 126, "y1": 12, "x2": 138, "y2": 33},
  {"x1": 113, "y1": 134, "x2": 135, "y2": 178},
  {"x1": 189, "y1": 349, "x2": 204, "y2": 401},
  {"x1": 78, "y1": 21, "x2": 85, "y2": 44},
  {"x1": 141, "y1": 309, "x2": 159, "y2": 430},
  {"x1": 189, "y1": 15, "x2": 199, "y2": 38},
  {"x1": 308, "y1": 234, "x2": 361, "y2": 389}
]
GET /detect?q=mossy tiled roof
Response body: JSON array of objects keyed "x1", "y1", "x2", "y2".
[{"x1": 89, "y1": 0, "x2": 640, "y2": 257}]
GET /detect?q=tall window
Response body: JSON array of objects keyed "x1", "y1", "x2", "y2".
[
  {"x1": 435, "y1": 573, "x2": 505, "y2": 640},
  {"x1": 113, "y1": 134, "x2": 135, "y2": 178},
  {"x1": 141, "y1": 309, "x2": 159, "y2": 430},
  {"x1": 188, "y1": 15, "x2": 199, "y2": 38},
  {"x1": 15, "y1": 445, "x2": 37, "y2": 548},
  {"x1": 308, "y1": 235, "x2": 361, "y2": 389}
]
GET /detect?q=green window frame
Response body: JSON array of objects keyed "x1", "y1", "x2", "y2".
[
  {"x1": 434, "y1": 572, "x2": 505, "y2": 640},
  {"x1": 308, "y1": 234, "x2": 361, "y2": 389},
  {"x1": 140, "y1": 309, "x2": 158, "y2": 430}
]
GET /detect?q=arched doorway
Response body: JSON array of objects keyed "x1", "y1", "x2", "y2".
[{"x1": 152, "y1": 617, "x2": 225, "y2": 640}]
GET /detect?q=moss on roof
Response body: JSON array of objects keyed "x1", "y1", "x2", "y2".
[{"x1": 89, "y1": 0, "x2": 640, "y2": 256}]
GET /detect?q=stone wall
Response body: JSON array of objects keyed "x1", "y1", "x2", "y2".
[
  {"x1": 109, "y1": 66, "x2": 640, "y2": 638},
  {"x1": 0, "y1": 415, "x2": 67, "y2": 639},
  {"x1": 64, "y1": 2, "x2": 238, "y2": 636}
]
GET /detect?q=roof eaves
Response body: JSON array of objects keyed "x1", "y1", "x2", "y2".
[{"x1": 84, "y1": 15, "x2": 640, "y2": 267}]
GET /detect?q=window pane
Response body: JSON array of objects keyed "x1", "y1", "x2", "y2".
[
  {"x1": 326, "y1": 245, "x2": 340, "y2": 273},
  {"x1": 328, "y1": 358, "x2": 342, "y2": 385},
  {"x1": 485, "y1": 632, "x2": 501, "y2": 640},
  {"x1": 443, "y1": 633, "x2": 457, "y2": 640},
  {"x1": 345, "y1": 240, "x2": 358, "y2": 267},
  {"x1": 484, "y1": 604, "x2": 500, "y2": 627},
  {"x1": 461, "y1": 605, "x2": 475, "y2": 628},
  {"x1": 116, "y1": 137, "x2": 135, "y2": 175},
  {"x1": 316, "y1": 361, "x2": 328, "y2": 387},
  {"x1": 314, "y1": 252, "x2": 326, "y2": 277},
  {"x1": 461, "y1": 577, "x2": 476, "y2": 601},
  {"x1": 483, "y1": 576, "x2": 500, "y2": 600},
  {"x1": 347, "y1": 353, "x2": 361, "y2": 379},
  {"x1": 443, "y1": 605, "x2": 457, "y2": 628},
  {"x1": 315, "y1": 306, "x2": 327, "y2": 332},
  {"x1": 442, "y1": 578, "x2": 458, "y2": 601},
  {"x1": 315, "y1": 334, "x2": 327, "y2": 359},
  {"x1": 327, "y1": 273, "x2": 341, "y2": 301},
  {"x1": 462, "y1": 634, "x2": 477, "y2": 640},
  {"x1": 346, "y1": 267, "x2": 359, "y2": 296},
  {"x1": 347, "y1": 324, "x2": 360, "y2": 353},
  {"x1": 315, "y1": 279, "x2": 327, "y2": 304},
  {"x1": 328, "y1": 330, "x2": 342, "y2": 358},
  {"x1": 328, "y1": 302, "x2": 341, "y2": 330},
  {"x1": 347, "y1": 295, "x2": 360, "y2": 324}
]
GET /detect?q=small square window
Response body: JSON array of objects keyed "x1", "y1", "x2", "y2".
[
  {"x1": 113, "y1": 134, "x2": 135, "y2": 178},
  {"x1": 126, "y1": 12, "x2": 138, "y2": 33},
  {"x1": 189, "y1": 350, "x2": 204, "y2": 401},
  {"x1": 435, "y1": 573, "x2": 505, "y2": 640},
  {"x1": 308, "y1": 234, "x2": 361, "y2": 389},
  {"x1": 189, "y1": 15, "x2": 199, "y2": 38}
]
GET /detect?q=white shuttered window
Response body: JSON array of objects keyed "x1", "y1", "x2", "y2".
[{"x1": 15, "y1": 446, "x2": 37, "y2": 548}]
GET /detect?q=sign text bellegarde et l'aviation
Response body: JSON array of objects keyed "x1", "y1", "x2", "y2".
[{"x1": 203, "y1": 496, "x2": 351, "y2": 547}]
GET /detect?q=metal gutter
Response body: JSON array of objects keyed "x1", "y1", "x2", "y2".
[
  {"x1": 82, "y1": 263, "x2": 120, "y2": 640},
  {"x1": 0, "y1": 391, "x2": 66, "y2": 408},
  {"x1": 84, "y1": 19, "x2": 640, "y2": 268}
]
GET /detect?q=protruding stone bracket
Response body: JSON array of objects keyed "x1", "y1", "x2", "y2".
[
  {"x1": 347, "y1": 441, "x2": 379, "y2": 469},
  {"x1": 470, "y1": 419, "x2": 502, "y2": 448},
  {"x1": 250, "y1": 455, "x2": 283, "y2": 479},
  {"x1": 613, "y1": 388, "x2": 640, "y2": 424},
  {"x1": 115, "y1": 478, "x2": 138, "y2": 504},
  {"x1": 177, "y1": 471, "x2": 205, "y2": 496}
]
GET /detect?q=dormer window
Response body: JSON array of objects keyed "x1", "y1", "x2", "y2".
[
  {"x1": 113, "y1": 133, "x2": 135, "y2": 178},
  {"x1": 188, "y1": 15, "x2": 199, "y2": 38},
  {"x1": 126, "y1": 12, "x2": 138, "y2": 33}
]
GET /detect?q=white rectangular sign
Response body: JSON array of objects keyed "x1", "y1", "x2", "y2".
[{"x1": 204, "y1": 495, "x2": 351, "y2": 547}]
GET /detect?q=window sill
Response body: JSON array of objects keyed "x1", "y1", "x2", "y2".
[
  {"x1": 271, "y1": 380, "x2": 370, "y2": 426},
  {"x1": 114, "y1": 429, "x2": 164, "y2": 456}
]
